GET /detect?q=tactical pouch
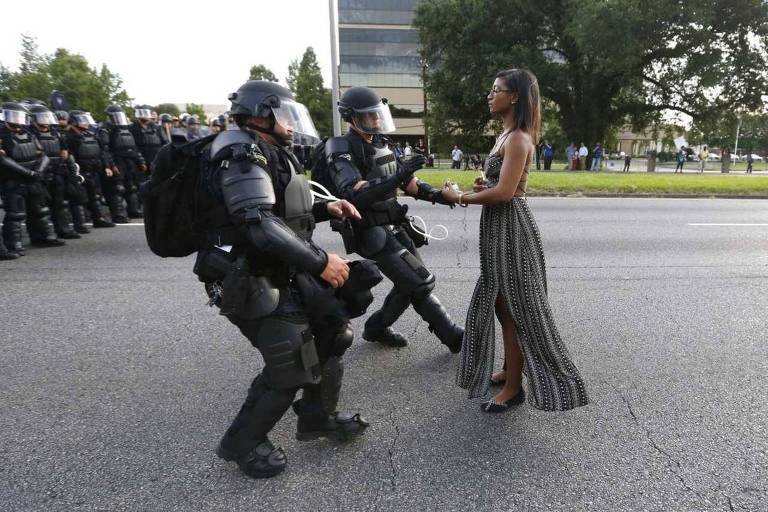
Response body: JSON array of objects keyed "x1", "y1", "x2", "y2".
[
  {"x1": 402, "y1": 217, "x2": 428, "y2": 248},
  {"x1": 218, "y1": 257, "x2": 250, "y2": 317},
  {"x1": 331, "y1": 217, "x2": 359, "y2": 254}
]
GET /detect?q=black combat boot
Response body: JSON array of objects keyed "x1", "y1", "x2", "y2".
[{"x1": 293, "y1": 357, "x2": 369, "y2": 441}]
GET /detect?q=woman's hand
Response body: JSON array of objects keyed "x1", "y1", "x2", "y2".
[
  {"x1": 441, "y1": 181, "x2": 461, "y2": 203},
  {"x1": 473, "y1": 176, "x2": 488, "y2": 193}
]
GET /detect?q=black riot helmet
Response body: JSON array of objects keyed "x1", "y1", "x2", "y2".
[
  {"x1": 68, "y1": 110, "x2": 97, "y2": 130},
  {"x1": 28, "y1": 104, "x2": 58, "y2": 129},
  {"x1": 55, "y1": 110, "x2": 69, "y2": 122},
  {"x1": 2, "y1": 102, "x2": 31, "y2": 129},
  {"x1": 22, "y1": 98, "x2": 46, "y2": 107},
  {"x1": 228, "y1": 80, "x2": 319, "y2": 144},
  {"x1": 105, "y1": 105, "x2": 130, "y2": 126},
  {"x1": 338, "y1": 86, "x2": 396, "y2": 134},
  {"x1": 159, "y1": 113, "x2": 173, "y2": 124}
]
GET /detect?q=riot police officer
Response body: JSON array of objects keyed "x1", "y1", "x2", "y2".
[
  {"x1": 55, "y1": 111, "x2": 69, "y2": 131},
  {"x1": 28, "y1": 104, "x2": 81, "y2": 239},
  {"x1": 325, "y1": 86, "x2": 463, "y2": 351},
  {"x1": 0, "y1": 110, "x2": 18, "y2": 260},
  {"x1": 129, "y1": 106, "x2": 163, "y2": 171},
  {"x1": 97, "y1": 105, "x2": 146, "y2": 221},
  {"x1": 158, "y1": 113, "x2": 174, "y2": 145},
  {"x1": 66, "y1": 110, "x2": 115, "y2": 229},
  {"x1": 0, "y1": 102, "x2": 64, "y2": 254},
  {"x1": 186, "y1": 115, "x2": 202, "y2": 140},
  {"x1": 189, "y1": 81, "x2": 371, "y2": 478},
  {"x1": 210, "y1": 118, "x2": 223, "y2": 134}
]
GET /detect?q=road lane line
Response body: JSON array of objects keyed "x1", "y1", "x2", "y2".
[{"x1": 688, "y1": 223, "x2": 768, "y2": 226}]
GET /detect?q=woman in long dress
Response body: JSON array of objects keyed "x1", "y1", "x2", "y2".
[{"x1": 441, "y1": 69, "x2": 589, "y2": 413}]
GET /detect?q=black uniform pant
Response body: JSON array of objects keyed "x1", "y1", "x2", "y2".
[
  {"x1": 1, "y1": 178, "x2": 57, "y2": 251},
  {"x1": 544, "y1": 156, "x2": 553, "y2": 170},
  {"x1": 116, "y1": 156, "x2": 143, "y2": 216},
  {"x1": 103, "y1": 159, "x2": 129, "y2": 221},
  {"x1": 46, "y1": 169, "x2": 76, "y2": 236},
  {"x1": 361, "y1": 226, "x2": 459, "y2": 344}
]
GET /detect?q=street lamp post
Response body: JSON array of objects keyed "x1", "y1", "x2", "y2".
[{"x1": 329, "y1": 0, "x2": 341, "y2": 136}]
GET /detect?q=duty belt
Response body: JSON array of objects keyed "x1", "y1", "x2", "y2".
[{"x1": 354, "y1": 200, "x2": 407, "y2": 228}]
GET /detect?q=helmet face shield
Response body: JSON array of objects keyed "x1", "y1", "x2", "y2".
[
  {"x1": 109, "y1": 112, "x2": 130, "y2": 126},
  {"x1": 33, "y1": 111, "x2": 58, "y2": 126},
  {"x1": 134, "y1": 108, "x2": 152, "y2": 120},
  {"x1": 351, "y1": 101, "x2": 395, "y2": 134},
  {"x1": 72, "y1": 113, "x2": 96, "y2": 128},
  {"x1": 270, "y1": 99, "x2": 319, "y2": 141},
  {"x1": 3, "y1": 109, "x2": 29, "y2": 126}
]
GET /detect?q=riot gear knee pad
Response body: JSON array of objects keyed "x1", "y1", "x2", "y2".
[
  {"x1": 376, "y1": 247, "x2": 435, "y2": 297},
  {"x1": 330, "y1": 325, "x2": 353, "y2": 356},
  {"x1": 254, "y1": 317, "x2": 321, "y2": 389}
]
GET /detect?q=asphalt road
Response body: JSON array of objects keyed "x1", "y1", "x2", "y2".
[{"x1": 1, "y1": 198, "x2": 766, "y2": 512}]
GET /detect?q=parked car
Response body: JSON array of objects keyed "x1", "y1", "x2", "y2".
[
  {"x1": 707, "y1": 152, "x2": 721, "y2": 161},
  {"x1": 749, "y1": 154, "x2": 764, "y2": 161}
]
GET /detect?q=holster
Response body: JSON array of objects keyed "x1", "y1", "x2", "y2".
[
  {"x1": 196, "y1": 250, "x2": 280, "y2": 320},
  {"x1": 331, "y1": 217, "x2": 359, "y2": 254},
  {"x1": 402, "y1": 217, "x2": 428, "y2": 248}
]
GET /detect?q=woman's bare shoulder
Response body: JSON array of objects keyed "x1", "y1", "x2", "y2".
[{"x1": 504, "y1": 130, "x2": 532, "y2": 147}]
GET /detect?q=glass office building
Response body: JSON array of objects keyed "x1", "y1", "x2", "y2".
[{"x1": 337, "y1": 0, "x2": 426, "y2": 142}]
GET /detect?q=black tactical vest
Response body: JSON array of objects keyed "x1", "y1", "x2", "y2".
[
  {"x1": 73, "y1": 131, "x2": 102, "y2": 163},
  {"x1": 133, "y1": 122, "x2": 162, "y2": 150},
  {"x1": 281, "y1": 156, "x2": 315, "y2": 241},
  {"x1": 108, "y1": 125, "x2": 138, "y2": 156},
  {"x1": 2, "y1": 129, "x2": 40, "y2": 169},
  {"x1": 34, "y1": 129, "x2": 63, "y2": 164}
]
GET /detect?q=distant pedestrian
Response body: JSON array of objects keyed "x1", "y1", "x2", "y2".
[
  {"x1": 698, "y1": 146, "x2": 709, "y2": 173},
  {"x1": 566, "y1": 142, "x2": 577, "y2": 170},
  {"x1": 414, "y1": 138, "x2": 426, "y2": 157},
  {"x1": 623, "y1": 152, "x2": 631, "y2": 172},
  {"x1": 578, "y1": 142, "x2": 588, "y2": 170},
  {"x1": 675, "y1": 147, "x2": 686, "y2": 173},
  {"x1": 451, "y1": 145, "x2": 463, "y2": 169},
  {"x1": 590, "y1": 143, "x2": 603, "y2": 171},
  {"x1": 543, "y1": 141, "x2": 554, "y2": 170},
  {"x1": 746, "y1": 152, "x2": 754, "y2": 174},
  {"x1": 535, "y1": 141, "x2": 542, "y2": 170},
  {"x1": 721, "y1": 147, "x2": 731, "y2": 173},
  {"x1": 464, "y1": 152, "x2": 471, "y2": 170},
  {"x1": 404, "y1": 141, "x2": 412, "y2": 157}
]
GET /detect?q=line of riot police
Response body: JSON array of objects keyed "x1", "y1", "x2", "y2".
[{"x1": 0, "y1": 101, "x2": 235, "y2": 259}]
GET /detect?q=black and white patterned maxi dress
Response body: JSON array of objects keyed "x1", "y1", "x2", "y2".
[{"x1": 456, "y1": 153, "x2": 589, "y2": 411}]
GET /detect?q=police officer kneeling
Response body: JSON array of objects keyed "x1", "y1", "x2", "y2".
[{"x1": 193, "y1": 81, "x2": 372, "y2": 479}]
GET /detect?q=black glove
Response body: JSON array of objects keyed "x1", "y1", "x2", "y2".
[
  {"x1": 395, "y1": 154, "x2": 426, "y2": 184},
  {"x1": 415, "y1": 180, "x2": 455, "y2": 208}
]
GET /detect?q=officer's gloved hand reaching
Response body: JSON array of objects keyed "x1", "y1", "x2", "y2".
[{"x1": 396, "y1": 154, "x2": 426, "y2": 184}]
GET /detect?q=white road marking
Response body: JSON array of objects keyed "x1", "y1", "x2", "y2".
[{"x1": 688, "y1": 223, "x2": 768, "y2": 226}]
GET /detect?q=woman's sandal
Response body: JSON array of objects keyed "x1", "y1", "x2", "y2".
[{"x1": 480, "y1": 389, "x2": 526, "y2": 413}]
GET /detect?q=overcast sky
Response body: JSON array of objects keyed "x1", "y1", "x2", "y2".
[{"x1": 0, "y1": 0, "x2": 334, "y2": 106}]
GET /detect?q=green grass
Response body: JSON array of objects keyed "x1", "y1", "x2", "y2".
[{"x1": 413, "y1": 170, "x2": 768, "y2": 196}]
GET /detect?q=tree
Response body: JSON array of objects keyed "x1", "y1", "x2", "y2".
[
  {"x1": 286, "y1": 47, "x2": 332, "y2": 138},
  {"x1": 414, "y1": 0, "x2": 768, "y2": 147},
  {"x1": 0, "y1": 35, "x2": 132, "y2": 120},
  {"x1": 154, "y1": 103, "x2": 181, "y2": 116},
  {"x1": 185, "y1": 103, "x2": 207, "y2": 124},
  {"x1": 249, "y1": 64, "x2": 278, "y2": 82}
]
